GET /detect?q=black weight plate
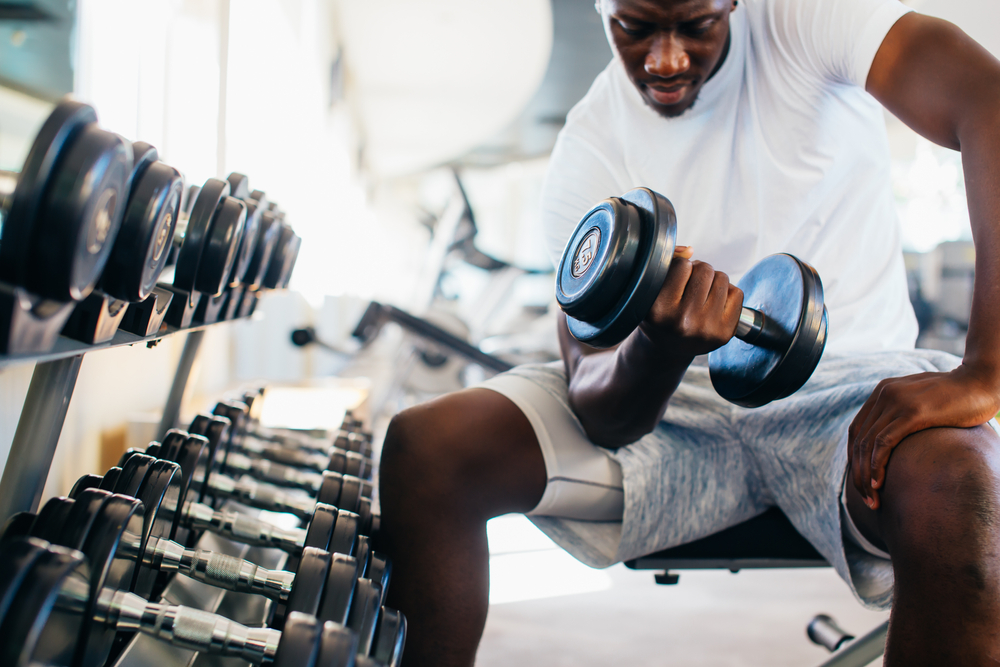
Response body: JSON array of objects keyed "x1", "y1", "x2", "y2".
[
  {"x1": 0, "y1": 543, "x2": 90, "y2": 667},
  {"x1": 174, "y1": 178, "x2": 228, "y2": 297},
  {"x1": 337, "y1": 476, "x2": 362, "y2": 513},
  {"x1": 330, "y1": 510, "x2": 359, "y2": 557},
  {"x1": 75, "y1": 494, "x2": 145, "y2": 667},
  {"x1": 263, "y1": 224, "x2": 301, "y2": 289},
  {"x1": 708, "y1": 254, "x2": 827, "y2": 407},
  {"x1": 304, "y1": 503, "x2": 337, "y2": 552},
  {"x1": 358, "y1": 496, "x2": 375, "y2": 535},
  {"x1": 315, "y1": 553, "x2": 358, "y2": 625},
  {"x1": 285, "y1": 547, "x2": 333, "y2": 618},
  {"x1": 242, "y1": 208, "x2": 281, "y2": 291},
  {"x1": 29, "y1": 125, "x2": 132, "y2": 301},
  {"x1": 228, "y1": 198, "x2": 262, "y2": 287},
  {"x1": 556, "y1": 198, "x2": 642, "y2": 321},
  {"x1": 102, "y1": 160, "x2": 183, "y2": 301},
  {"x1": 99, "y1": 467, "x2": 122, "y2": 492},
  {"x1": 316, "y1": 620, "x2": 359, "y2": 667},
  {"x1": 143, "y1": 443, "x2": 161, "y2": 458},
  {"x1": 0, "y1": 101, "x2": 97, "y2": 290},
  {"x1": 346, "y1": 578, "x2": 382, "y2": 655},
  {"x1": 159, "y1": 429, "x2": 188, "y2": 462},
  {"x1": 70, "y1": 474, "x2": 104, "y2": 499},
  {"x1": 316, "y1": 472, "x2": 344, "y2": 508},
  {"x1": 345, "y1": 452, "x2": 370, "y2": 480},
  {"x1": 172, "y1": 434, "x2": 212, "y2": 511},
  {"x1": 367, "y1": 552, "x2": 391, "y2": 606},
  {"x1": 131, "y1": 460, "x2": 183, "y2": 598},
  {"x1": 117, "y1": 448, "x2": 143, "y2": 467},
  {"x1": 226, "y1": 172, "x2": 250, "y2": 200},
  {"x1": 29, "y1": 497, "x2": 77, "y2": 544},
  {"x1": 129, "y1": 141, "x2": 159, "y2": 184},
  {"x1": 0, "y1": 537, "x2": 49, "y2": 630},
  {"x1": 195, "y1": 195, "x2": 246, "y2": 295},
  {"x1": 566, "y1": 188, "x2": 677, "y2": 348},
  {"x1": 1, "y1": 512, "x2": 36, "y2": 543},
  {"x1": 272, "y1": 611, "x2": 322, "y2": 667},
  {"x1": 189, "y1": 413, "x2": 233, "y2": 474},
  {"x1": 57, "y1": 489, "x2": 113, "y2": 551},
  {"x1": 372, "y1": 608, "x2": 406, "y2": 667},
  {"x1": 327, "y1": 451, "x2": 347, "y2": 475},
  {"x1": 354, "y1": 535, "x2": 371, "y2": 578},
  {"x1": 114, "y1": 454, "x2": 155, "y2": 498},
  {"x1": 182, "y1": 183, "x2": 201, "y2": 216}
]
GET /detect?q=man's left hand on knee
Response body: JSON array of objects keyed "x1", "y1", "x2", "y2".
[{"x1": 848, "y1": 364, "x2": 1000, "y2": 510}]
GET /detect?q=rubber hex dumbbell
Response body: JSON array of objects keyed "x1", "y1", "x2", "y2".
[
  {"x1": 0, "y1": 537, "x2": 363, "y2": 667},
  {"x1": 215, "y1": 173, "x2": 275, "y2": 321},
  {"x1": 0, "y1": 101, "x2": 132, "y2": 353},
  {"x1": 62, "y1": 459, "x2": 394, "y2": 656},
  {"x1": 556, "y1": 187, "x2": 829, "y2": 407}
]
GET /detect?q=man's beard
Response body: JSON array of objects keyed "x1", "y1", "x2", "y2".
[{"x1": 643, "y1": 90, "x2": 700, "y2": 119}]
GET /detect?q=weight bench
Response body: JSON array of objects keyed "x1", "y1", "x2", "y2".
[{"x1": 624, "y1": 507, "x2": 889, "y2": 667}]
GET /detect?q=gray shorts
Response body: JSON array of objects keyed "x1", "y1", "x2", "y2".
[{"x1": 478, "y1": 348, "x2": 977, "y2": 610}]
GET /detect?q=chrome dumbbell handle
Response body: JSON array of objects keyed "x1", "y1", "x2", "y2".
[
  {"x1": 208, "y1": 473, "x2": 316, "y2": 519},
  {"x1": 224, "y1": 452, "x2": 323, "y2": 492},
  {"x1": 103, "y1": 589, "x2": 281, "y2": 663},
  {"x1": 182, "y1": 500, "x2": 308, "y2": 554},
  {"x1": 144, "y1": 535, "x2": 295, "y2": 602},
  {"x1": 235, "y1": 438, "x2": 330, "y2": 471}
]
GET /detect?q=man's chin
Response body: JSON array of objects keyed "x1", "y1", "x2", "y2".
[{"x1": 643, "y1": 92, "x2": 699, "y2": 118}]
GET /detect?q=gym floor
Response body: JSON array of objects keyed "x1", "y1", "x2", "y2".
[{"x1": 477, "y1": 515, "x2": 889, "y2": 667}]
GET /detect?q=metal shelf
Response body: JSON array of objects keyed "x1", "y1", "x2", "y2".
[{"x1": 0, "y1": 319, "x2": 239, "y2": 370}]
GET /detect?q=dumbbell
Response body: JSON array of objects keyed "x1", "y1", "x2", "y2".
[
  {"x1": 215, "y1": 398, "x2": 374, "y2": 460},
  {"x1": 109, "y1": 438, "x2": 387, "y2": 603},
  {"x1": 63, "y1": 142, "x2": 184, "y2": 342},
  {"x1": 146, "y1": 429, "x2": 376, "y2": 532},
  {"x1": 161, "y1": 177, "x2": 248, "y2": 327},
  {"x1": 237, "y1": 387, "x2": 372, "y2": 445},
  {"x1": 218, "y1": 173, "x2": 275, "y2": 321},
  {"x1": 192, "y1": 414, "x2": 372, "y2": 496},
  {"x1": 63, "y1": 458, "x2": 396, "y2": 656},
  {"x1": 0, "y1": 537, "x2": 365, "y2": 667},
  {"x1": 0, "y1": 100, "x2": 131, "y2": 303},
  {"x1": 555, "y1": 187, "x2": 829, "y2": 407},
  {"x1": 100, "y1": 142, "x2": 183, "y2": 303},
  {"x1": 20, "y1": 483, "x2": 385, "y2": 644},
  {"x1": 202, "y1": 409, "x2": 375, "y2": 487}
]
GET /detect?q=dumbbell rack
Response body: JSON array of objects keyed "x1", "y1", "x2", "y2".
[{"x1": 0, "y1": 318, "x2": 281, "y2": 667}]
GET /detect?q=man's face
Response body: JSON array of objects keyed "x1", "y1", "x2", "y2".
[{"x1": 600, "y1": 0, "x2": 737, "y2": 118}]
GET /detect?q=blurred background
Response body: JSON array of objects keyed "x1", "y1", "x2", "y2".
[{"x1": 0, "y1": 0, "x2": 995, "y2": 664}]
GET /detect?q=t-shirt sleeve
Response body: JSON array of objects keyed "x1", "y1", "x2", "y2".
[
  {"x1": 767, "y1": 0, "x2": 912, "y2": 88},
  {"x1": 540, "y1": 126, "x2": 625, "y2": 268}
]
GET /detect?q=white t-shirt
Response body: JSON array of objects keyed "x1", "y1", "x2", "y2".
[{"x1": 541, "y1": 0, "x2": 917, "y2": 355}]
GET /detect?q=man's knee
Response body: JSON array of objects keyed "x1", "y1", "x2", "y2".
[
  {"x1": 881, "y1": 425, "x2": 1000, "y2": 557},
  {"x1": 379, "y1": 388, "x2": 546, "y2": 516}
]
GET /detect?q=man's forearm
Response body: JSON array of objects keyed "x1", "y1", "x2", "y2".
[
  {"x1": 960, "y1": 97, "x2": 1000, "y2": 391},
  {"x1": 561, "y1": 319, "x2": 691, "y2": 447}
]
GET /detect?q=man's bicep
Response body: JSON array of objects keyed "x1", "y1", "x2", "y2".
[{"x1": 867, "y1": 12, "x2": 1000, "y2": 151}]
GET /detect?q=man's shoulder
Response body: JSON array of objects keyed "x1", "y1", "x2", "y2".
[{"x1": 563, "y1": 59, "x2": 631, "y2": 135}]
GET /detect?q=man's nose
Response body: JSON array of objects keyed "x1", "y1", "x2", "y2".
[{"x1": 645, "y1": 33, "x2": 691, "y2": 78}]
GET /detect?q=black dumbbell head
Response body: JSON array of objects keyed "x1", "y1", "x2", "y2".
[{"x1": 708, "y1": 253, "x2": 828, "y2": 407}]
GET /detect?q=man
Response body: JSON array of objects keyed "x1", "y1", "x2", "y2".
[{"x1": 377, "y1": 0, "x2": 1000, "y2": 664}]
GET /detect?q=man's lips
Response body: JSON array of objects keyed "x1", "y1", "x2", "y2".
[{"x1": 644, "y1": 81, "x2": 694, "y2": 106}]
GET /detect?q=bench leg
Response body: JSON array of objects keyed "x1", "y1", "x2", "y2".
[{"x1": 814, "y1": 620, "x2": 887, "y2": 667}]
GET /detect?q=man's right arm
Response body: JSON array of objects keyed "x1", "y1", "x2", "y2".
[{"x1": 560, "y1": 249, "x2": 744, "y2": 448}]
